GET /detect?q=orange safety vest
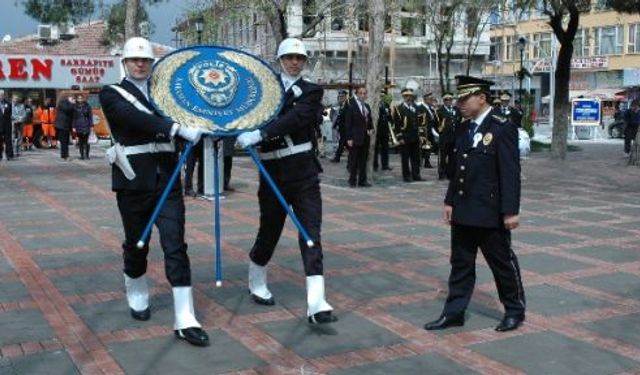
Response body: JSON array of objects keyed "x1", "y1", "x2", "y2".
[{"x1": 36, "y1": 106, "x2": 56, "y2": 125}]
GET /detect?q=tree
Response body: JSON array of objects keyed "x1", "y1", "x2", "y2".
[
  {"x1": 606, "y1": 0, "x2": 640, "y2": 13},
  {"x1": 125, "y1": 0, "x2": 140, "y2": 40},
  {"x1": 463, "y1": 0, "x2": 495, "y2": 75},
  {"x1": 21, "y1": 0, "x2": 94, "y2": 24},
  {"x1": 365, "y1": 0, "x2": 385, "y2": 183},
  {"x1": 102, "y1": 0, "x2": 150, "y2": 45}
]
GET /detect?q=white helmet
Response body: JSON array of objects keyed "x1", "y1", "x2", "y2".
[
  {"x1": 122, "y1": 37, "x2": 154, "y2": 60},
  {"x1": 277, "y1": 38, "x2": 308, "y2": 59}
]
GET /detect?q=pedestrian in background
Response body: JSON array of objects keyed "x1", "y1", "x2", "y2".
[
  {"x1": 624, "y1": 99, "x2": 640, "y2": 156},
  {"x1": 36, "y1": 98, "x2": 57, "y2": 148},
  {"x1": 374, "y1": 90, "x2": 393, "y2": 171},
  {"x1": 11, "y1": 94, "x2": 26, "y2": 157},
  {"x1": 55, "y1": 93, "x2": 75, "y2": 160},
  {"x1": 72, "y1": 93, "x2": 93, "y2": 160},
  {"x1": 22, "y1": 98, "x2": 35, "y2": 151},
  {"x1": 0, "y1": 90, "x2": 12, "y2": 160},
  {"x1": 344, "y1": 86, "x2": 373, "y2": 187}
]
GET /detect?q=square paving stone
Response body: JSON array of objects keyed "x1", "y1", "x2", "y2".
[
  {"x1": 50, "y1": 271, "x2": 126, "y2": 296},
  {"x1": 330, "y1": 352, "x2": 478, "y2": 375},
  {"x1": 33, "y1": 250, "x2": 120, "y2": 270},
  {"x1": 17, "y1": 234, "x2": 100, "y2": 252},
  {"x1": 386, "y1": 299, "x2": 502, "y2": 336},
  {"x1": 566, "y1": 211, "x2": 618, "y2": 222},
  {"x1": 328, "y1": 271, "x2": 429, "y2": 301},
  {"x1": 0, "y1": 309, "x2": 55, "y2": 346},
  {"x1": 568, "y1": 245, "x2": 640, "y2": 263},
  {"x1": 191, "y1": 261, "x2": 246, "y2": 284},
  {"x1": 369, "y1": 201, "x2": 424, "y2": 212},
  {"x1": 514, "y1": 232, "x2": 577, "y2": 247},
  {"x1": 574, "y1": 273, "x2": 640, "y2": 299},
  {"x1": 526, "y1": 284, "x2": 611, "y2": 316},
  {"x1": 561, "y1": 225, "x2": 633, "y2": 240},
  {"x1": 583, "y1": 312, "x2": 640, "y2": 347},
  {"x1": 357, "y1": 243, "x2": 440, "y2": 263},
  {"x1": 275, "y1": 253, "x2": 363, "y2": 273},
  {"x1": 407, "y1": 210, "x2": 446, "y2": 222},
  {"x1": 108, "y1": 328, "x2": 265, "y2": 374},
  {"x1": 6, "y1": 223, "x2": 78, "y2": 237},
  {"x1": 0, "y1": 350, "x2": 79, "y2": 375},
  {"x1": 73, "y1": 293, "x2": 174, "y2": 332},
  {"x1": 259, "y1": 312, "x2": 405, "y2": 359},
  {"x1": 202, "y1": 281, "x2": 306, "y2": 315},
  {"x1": 385, "y1": 224, "x2": 449, "y2": 238},
  {"x1": 520, "y1": 215, "x2": 569, "y2": 228},
  {"x1": 470, "y1": 331, "x2": 640, "y2": 375},
  {"x1": 348, "y1": 214, "x2": 406, "y2": 226},
  {"x1": 0, "y1": 257, "x2": 14, "y2": 274},
  {"x1": 326, "y1": 230, "x2": 388, "y2": 244},
  {"x1": 518, "y1": 253, "x2": 592, "y2": 275},
  {"x1": 0, "y1": 281, "x2": 32, "y2": 303}
]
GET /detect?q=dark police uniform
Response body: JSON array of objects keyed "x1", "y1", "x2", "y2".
[
  {"x1": 392, "y1": 101, "x2": 422, "y2": 181},
  {"x1": 436, "y1": 101, "x2": 461, "y2": 180},
  {"x1": 100, "y1": 79, "x2": 192, "y2": 287},
  {"x1": 441, "y1": 106, "x2": 525, "y2": 321},
  {"x1": 251, "y1": 77, "x2": 325, "y2": 276},
  {"x1": 417, "y1": 101, "x2": 438, "y2": 168},
  {"x1": 373, "y1": 99, "x2": 392, "y2": 171}
]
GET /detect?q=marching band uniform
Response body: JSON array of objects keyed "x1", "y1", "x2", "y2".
[
  {"x1": 499, "y1": 93, "x2": 523, "y2": 128},
  {"x1": 392, "y1": 88, "x2": 422, "y2": 182},
  {"x1": 373, "y1": 93, "x2": 393, "y2": 171},
  {"x1": 236, "y1": 38, "x2": 336, "y2": 325},
  {"x1": 425, "y1": 76, "x2": 526, "y2": 333},
  {"x1": 436, "y1": 94, "x2": 461, "y2": 180},
  {"x1": 417, "y1": 93, "x2": 438, "y2": 169},
  {"x1": 100, "y1": 37, "x2": 208, "y2": 347}
]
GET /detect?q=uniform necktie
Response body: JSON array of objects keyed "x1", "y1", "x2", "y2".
[{"x1": 469, "y1": 121, "x2": 479, "y2": 143}]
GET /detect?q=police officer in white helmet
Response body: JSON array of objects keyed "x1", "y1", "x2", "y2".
[
  {"x1": 100, "y1": 37, "x2": 209, "y2": 346},
  {"x1": 237, "y1": 38, "x2": 336, "y2": 324}
]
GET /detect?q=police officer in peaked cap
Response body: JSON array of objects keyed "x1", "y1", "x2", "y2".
[{"x1": 424, "y1": 75, "x2": 526, "y2": 333}]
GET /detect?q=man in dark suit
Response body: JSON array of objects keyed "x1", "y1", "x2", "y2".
[
  {"x1": 436, "y1": 93, "x2": 461, "y2": 180},
  {"x1": 100, "y1": 37, "x2": 209, "y2": 347},
  {"x1": 55, "y1": 92, "x2": 75, "y2": 160},
  {"x1": 392, "y1": 88, "x2": 422, "y2": 182},
  {"x1": 344, "y1": 86, "x2": 373, "y2": 187},
  {"x1": 424, "y1": 75, "x2": 525, "y2": 333},
  {"x1": 236, "y1": 38, "x2": 336, "y2": 325},
  {"x1": 0, "y1": 89, "x2": 13, "y2": 161}
]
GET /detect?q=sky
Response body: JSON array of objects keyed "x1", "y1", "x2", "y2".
[{"x1": 0, "y1": 0, "x2": 190, "y2": 47}]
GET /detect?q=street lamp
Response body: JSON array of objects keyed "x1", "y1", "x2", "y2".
[
  {"x1": 517, "y1": 36, "x2": 527, "y2": 104},
  {"x1": 195, "y1": 15, "x2": 204, "y2": 44}
]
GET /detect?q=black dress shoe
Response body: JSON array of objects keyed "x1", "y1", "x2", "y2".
[
  {"x1": 250, "y1": 292, "x2": 275, "y2": 306},
  {"x1": 308, "y1": 311, "x2": 338, "y2": 324},
  {"x1": 423, "y1": 315, "x2": 464, "y2": 330},
  {"x1": 495, "y1": 315, "x2": 525, "y2": 332},
  {"x1": 359, "y1": 182, "x2": 372, "y2": 187},
  {"x1": 413, "y1": 176, "x2": 423, "y2": 181},
  {"x1": 130, "y1": 307, "x2": 151, "y2": 321},
  {"x1": 175, "y1": 327, "x2": 209, "y2": 347},
  {"x1": 382, "y1": 167, "x2": 393, "y2": 171}
]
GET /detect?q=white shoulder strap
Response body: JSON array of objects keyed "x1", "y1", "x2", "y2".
[{"x1": 109, "y1": 84, "x2": 153, "y2": 115}]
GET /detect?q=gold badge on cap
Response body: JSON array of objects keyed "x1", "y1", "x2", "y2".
[{"x1": 483, "y1": 132, "x2": 493, "y2": 146}]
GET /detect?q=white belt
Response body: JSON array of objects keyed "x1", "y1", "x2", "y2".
[
  {"x1": 124, "y1": 142, "x2": 175, "y2": 156},
  {"x1": 259, "y1": 142, "x2": 312, "y2": 161}
]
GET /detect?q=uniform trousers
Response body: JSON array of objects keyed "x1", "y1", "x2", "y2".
[
  {"x1": 443, "y1": 224, "x2": 526, "y2": 318},
  {"x1": 373, "y1": 134, "x2": 390, "y2": 170},
  {"x1": 116, "y1": 185, "x2": 191, "y2": 286},
  {"x1": 400, "y1": 141, "x2": 421, "y2": 180},
  {"x1": 250, "y1": 175, "x2": 324, "y2": 276},
  {"x1": 348, "y1": 144, "x2": 369, "y2": 185},
  {"x1": 438, "y1": 142, "x2": 454, "y2": 179}
]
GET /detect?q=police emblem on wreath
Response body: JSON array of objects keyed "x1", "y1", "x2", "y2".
[{"x1": 149, "y1": 46, "x2": 285, "y2": 136}]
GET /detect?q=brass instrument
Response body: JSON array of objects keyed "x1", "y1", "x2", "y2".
[
  {"x1": 418, "y1": 112, "x2": 432, "y2": 151},
  {"x1": 388, "y1": 119, "x2": 401, "y2": 147}
]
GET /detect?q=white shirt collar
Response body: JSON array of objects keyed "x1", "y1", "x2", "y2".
[
  {"x1": 125, "y1": 77, "x2": 149, "y2": 100},
  {"x1": 280, "y1": 72, "x2": 300, "y2": 92},
  {"x1": 473, "y1": 106, "x2": 493, "y2": 127}
]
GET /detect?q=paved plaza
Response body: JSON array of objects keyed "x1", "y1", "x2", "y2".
[{"x1": 0, "y1": 140, "x2": 639, "y2": 374}]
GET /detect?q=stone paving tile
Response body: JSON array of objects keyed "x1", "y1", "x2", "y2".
[
  {"x1": 0, "y1": 309, "x2": 55, "y2": 346},
  {"x1": 560, "y1": 225, "x2": 635, "y2": 239},
  {"x1": 259, "y1": 312, "x2": 405, "y2": 359},
  {"x1": 470, "y1": 331, "x2": 640, "y2": 375},
  {"x1": 386, "y1": 299, "x2": 503, "y2": 335},
  {"x1": 514, "y1": 231, "x2": 578, "y2": 247},
  {"x1": 356, "y1": 243, "x2": 441, "y2": 263},
  {"x1": 73, "y1": 294, "x2": 175, "y2": 333},
  {"x1": 107, "y1": 329, "x2": 266, "y2": 374},
  {"x1": 325, "y1": 230, "x2": 388, "y2": 244},
  {"x1": 328, "y1": 271, "x2": 431, "y2": 301},
  {"x1": 0, "y1": 281, "x2": 32, "y2": 303},
  {"x1": 33, "y1": 250, "x2": 120, "y2": 270},
  {"x1": 17, "y1": 235, "x2": 101, "y2": 252},
  {"x1": 0, "y1": 257, "x2": 15, "y2": 275},
  {"x1": 573, "y1": 273, "x2": 640, "y2": 299},
  {"x1": 526, "y1": 284, "x2": 612, "y2": 316},
  {"x1": 565, "y1": 211, "x2": 619, "y2": 222},
  {"x1": 583, "y1": 312, "x2": 640, "y2": 347},
  {"x1": 274, "y1": 252, "x2": 363, "y2": 273},
  {"x1": 330, "y1": 352, "x2": 479, "y2": 375},
  {"x1": 0, "y1": 350, "x2": 79, "y2": 375},
  {"x1": 567, "y1": 245, "x2": 640, "y2": 263},
  {"x1": 50, "y1": 271, "x2": 127, "y2": 296},
  {"x1": 191, "y1": 261, "x2": 247, "y2": 284},
  {"x1": 345, "y1": 213, "x2": 408, "y2": 226},
  {"x1": 517, "y1": 253, "x2": 593, "y2": 275},
  {"x1": 201, "y1": 281, "x2": 306, "y2": 316}
]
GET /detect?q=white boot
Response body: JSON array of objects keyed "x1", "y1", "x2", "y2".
[
  {"x1": 172, "y1": 286, "x2": 201, "y2": 330},
  {"x1": 124, "y1": 274, "x2": 149, "y2": 312},
  {"x1": 306, "y1": 275, "x2": 333, "y2": 317},
  {"x1": 248, "y1": 261, "x2": 273, "y2": 303}
]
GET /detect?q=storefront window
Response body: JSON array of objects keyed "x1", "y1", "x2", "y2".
[{"x1": 628, "y1": 24, "x2": 640, "y2": 53}]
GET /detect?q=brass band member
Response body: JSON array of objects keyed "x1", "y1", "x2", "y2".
[
  {"x1": 392, "y1": 88, "x2": 422, "y2": 182},
  {"x1": 436, "y1": 93, "x2": 461, "y2": 180}
]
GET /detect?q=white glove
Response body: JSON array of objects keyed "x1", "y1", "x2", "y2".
[
  {"x1": 236, "y1": 129, "x2": 263, "y2": 148},
  {"x1": 177, "y1": 125, "x2": 203, "y2": 144}
]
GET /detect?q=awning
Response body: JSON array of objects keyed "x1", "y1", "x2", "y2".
[{"x1": 541, "y1": 88, "x2": 626, "y2": 103}]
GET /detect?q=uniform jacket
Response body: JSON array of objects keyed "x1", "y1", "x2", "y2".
[
  {"x1": 344, "y1": 98, "x2": 372, "y2": 147},
  {"x1": 392, "y1": 103, "x2": 420, "y2": 144},
  {"x1": 100, "y1": 78, "x2": 177, "y2": 191},
  {"x1": 258, "y1": 77, "x2": 324, "y2": 183},
  {"x1": 437, "y1": 105, "x2": 461, "y2": 144},
  {"x1": 416, "y1": 103, "x2": 437, "y2": 144},
  {"x1": 376, "y1": 101, "x2": 391, "y2": 143},
  {"x1": 445, "y1": 111, "x2": 520, "y2": 228}
]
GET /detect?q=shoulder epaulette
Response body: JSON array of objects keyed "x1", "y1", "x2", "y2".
[{"x1": 491, "y1": 114, "x2": 508, "y2": 124}]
